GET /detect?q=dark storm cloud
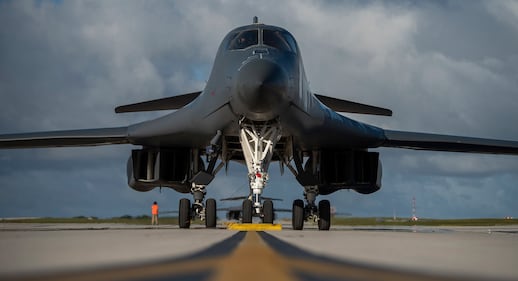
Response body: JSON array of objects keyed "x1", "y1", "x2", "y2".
[{"x1": 0, "y1": 0, "x2": 517, "y2": 219}]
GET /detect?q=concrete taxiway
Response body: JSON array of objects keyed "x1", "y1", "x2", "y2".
[{"x1": 0, "y1": 223, "x2": 517, "y2": 281}]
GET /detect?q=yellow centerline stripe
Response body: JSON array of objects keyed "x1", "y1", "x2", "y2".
[
  {"x1": 226, "y1": 223, "x2": 282, "y2": 231},
  {"x1": 210, "y1": 231, "x2": 296, "y2": 281}
]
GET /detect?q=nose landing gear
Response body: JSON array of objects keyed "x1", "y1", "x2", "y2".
[{"x1": 239, "y1": 119, "x2": 281, "y2": 224}]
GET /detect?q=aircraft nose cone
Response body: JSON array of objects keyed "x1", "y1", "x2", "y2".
[{"x1": 235, "y1": 59, "x2": 288, "y2": 118}]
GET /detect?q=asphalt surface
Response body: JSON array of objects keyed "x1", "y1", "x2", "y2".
[{"x1": 0, "y1": 223, "x2": 517, "y2": 281}]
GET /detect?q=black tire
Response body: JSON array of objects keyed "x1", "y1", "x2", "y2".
[
  {"x1": 205, "y1": 198, "x2": 217, "y2": 228},
  {"x1": 263, "y1": 200, "x2": 274, "y2": 224},
  {"x1": 318, "y1": 200, "x2": 331, "y2": 231},
  {"x1": 292, "y1": 199, "x2": 304, "y2": 230},
  {"x1": 179, "y1": 198, "x2": 191, "y2": 229},
  {"x1": 242, "y1": 200, "x2": 253, "y2": 223}
]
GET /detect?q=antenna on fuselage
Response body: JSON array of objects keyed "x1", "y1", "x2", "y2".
[{"x1": 253, "y1": 16, "x2": 258, "y2": 24}]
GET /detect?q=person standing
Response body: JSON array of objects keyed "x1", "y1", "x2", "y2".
[{"x1": 151, "y1": 201, "x2": 159, "y2": 225}]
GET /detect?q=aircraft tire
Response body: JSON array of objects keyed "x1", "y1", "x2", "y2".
[
  {"x1": 205, "y1": 198, "x2": 217, "y2": 228},
  {"x1": 292, "y1": 199, "x2": 304, "y2": 230},
  {"x1": 242, "y1": 200, "x2": 253, "y2": 223},
  {"x1": 318, "y1": 200, "x2": 331, "y2": 230},
  {"x1": 179, "y1": 198, "x2": 191, "y2": 229},
  {"x1": 263, "y1": 200, "x2": 274, "y2": 224}
]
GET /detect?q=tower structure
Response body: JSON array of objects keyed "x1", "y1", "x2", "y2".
[{"x1": 411, "y1": 196, "x2": 418, "y2": 221}]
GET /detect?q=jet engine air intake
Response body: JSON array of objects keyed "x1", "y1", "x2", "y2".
[
  {"x1": 318, "y1": 150, "x2": 382, "y2": 195},
  {"x1": 127, "y1": 148, "x2": 202, "y2": 193}
]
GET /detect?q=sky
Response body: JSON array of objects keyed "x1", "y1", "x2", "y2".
[{"x1": 1, "y1": 0, "x2": 518, "y2": 219}]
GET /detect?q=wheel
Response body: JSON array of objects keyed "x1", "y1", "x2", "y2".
[
  {"x1": 205, "y1": 198, "x2": 217, "y2": 228},
  {"x1": 292, "y1": 199, "x2": 304, "y2": 230},
  {"x1": 242, "y1": 200, "x2": 253, "y2": 223},
  {"x1": 179, "y1": 198, "x2": 191, "y2": 229},
  {"x1": 318, "y1": 200, "x2": 331, "y2": 230},
  {"x1": 263, "y1": 200, "x2": 274, "y2": 224}
]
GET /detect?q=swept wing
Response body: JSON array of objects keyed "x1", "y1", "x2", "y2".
[
  {"x1": 115, "y1": 91, "x2": 201, "y2": 113},
  {"x1": 381, "y1": 130, "x2": 518, "y2": 155},
  {"x1": 0, "y1": 127, "x2": 129, "y2": 149},
  {"x1": 315, "y1": 94, "x2": 392, "y2": 116}
]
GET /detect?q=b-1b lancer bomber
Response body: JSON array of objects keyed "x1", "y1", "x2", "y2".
[{"x1": 2, "y1": 17, "x2": 518, "y2": 230}]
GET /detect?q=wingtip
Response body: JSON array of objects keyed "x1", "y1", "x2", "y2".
[{"x1": 114, "y1": 106, "x2": 128, "y2": 114}]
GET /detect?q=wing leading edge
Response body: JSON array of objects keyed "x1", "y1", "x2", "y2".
[
  {"x1": 115, "y1": 91, "x2": 201, "y2": 113},
  {"x1": 315, "y1": 94, "x2": 392, "y2": 116},
  {"x1": 0, "y1": 127, "x2": 129, "y2": 149},
  {"x1": 382, "y1": 130, "x2": 518, "y2": 155}
]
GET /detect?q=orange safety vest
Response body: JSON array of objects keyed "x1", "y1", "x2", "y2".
[{"x1": 152, "y1": 204, "x2": 159, "y2": 215}]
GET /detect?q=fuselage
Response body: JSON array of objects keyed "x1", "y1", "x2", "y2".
[
  {"x1": 128, "y1": 23, "x2": 385, "y2": 150},
  {"x1": 222, "y1": 24, "x2": 300, "y2": 121}
]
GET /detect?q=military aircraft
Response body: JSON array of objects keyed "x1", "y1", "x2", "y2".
[{"x1": 2, "y1": 17, "x2": 518, "y2": 230}]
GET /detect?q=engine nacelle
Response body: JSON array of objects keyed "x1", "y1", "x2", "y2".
[
  {"x1": 317, "y1": 150, "x2": 382, "y2": 195},
  {"x1": 127, "y1": 148, "x2": 204, "y2": 193}
]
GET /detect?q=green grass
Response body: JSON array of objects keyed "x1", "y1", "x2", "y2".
[
  {"x1": 1, "y1": 216, "x2": 178, "y2": 225},
  {"x1": 331, "y1": 217, "x2": 518, "y2": 226}
]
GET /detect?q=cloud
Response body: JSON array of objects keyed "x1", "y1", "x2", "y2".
[
  {"x1": 0, "y1": 0, "x2": 517, "y2": 219},
  {"x1": 486, "y1": 1, "x2": 518, "y2": 32}
]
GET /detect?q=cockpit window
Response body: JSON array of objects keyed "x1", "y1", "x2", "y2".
[
  {"x1": 227, "y1": 30, "x2": 259, "y2": 50},
  {"x1": 263, "y1": 29, "x2": 297, "y2": 53}
]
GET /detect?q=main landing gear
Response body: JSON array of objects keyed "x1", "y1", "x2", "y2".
[
  {"x1": 291, "y1": 187, "x2": 331, "y2": 231},
  {"x1": 283, "y1": 151, "x2": 332, "y2": 230},
  {"x1": 292, "y1": 199, "x2": 331, "y2": 230},
  {"x1": 179, "y1": 198, "x2": 217, "y2": 228},
  {"x1": 178, "y1": 132, "x2": 224, "y2": 229},
  {"x1": 178, "y1": 184, "x2": 217, "y2": 229}
]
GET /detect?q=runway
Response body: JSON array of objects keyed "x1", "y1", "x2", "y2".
[{"x1": 1, "y1": 223, "x2": 517, "y2": 281}]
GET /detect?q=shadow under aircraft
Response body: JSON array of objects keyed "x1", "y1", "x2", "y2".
[{"x1": 2, "y1": 17, "x2": 518, "y2": 230}]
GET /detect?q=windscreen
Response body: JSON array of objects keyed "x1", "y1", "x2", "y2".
[
  {"x1": 263, "y1": 29, "x2": 297, "y2": 53},
  {"x1": 227, "y1": 30, "x2": 259, "y2": 50}
]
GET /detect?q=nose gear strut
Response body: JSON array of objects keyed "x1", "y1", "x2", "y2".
[{"x1": 239, "y1": 118, "x2": 281, "y2": 222}]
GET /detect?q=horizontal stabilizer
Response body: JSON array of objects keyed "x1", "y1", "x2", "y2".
[
  {"x1": 315, "y1": 94, "x2": 392, "y2": 116},
  {"x1": 115, "y1": 91, "x2": 202, "y2": 113},
  {"x1": 0, "y1": 127, "x2": 129, "y2": 149},
  {"x1": 383, "y1": 130, "x2": 518, "y2": 155}
]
